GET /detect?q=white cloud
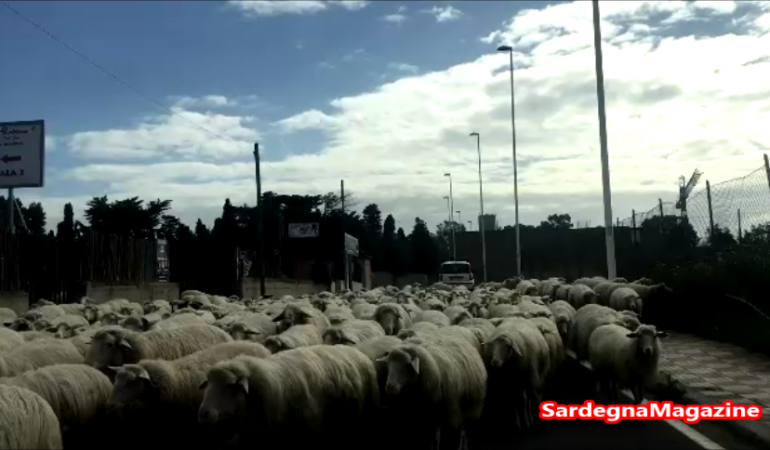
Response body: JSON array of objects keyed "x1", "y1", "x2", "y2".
[
  {"x1": 50, "y1": 1, "x2": 770, "y2": 237},
  {"x1": 172, "y1": 95, "x2": 233, "y2": 109},
  {"x1": 388, "y1": 62, "x2": 419, "y2": 73},
  {"x1": 45, "y1": 136, "x2": 57, "y2": 152},
  {"x1": 424, "y1": 5, "x2": 463, "y2": 23},
  {"x1": 383, "y1": 13, "x2": 406, "y2": 24},
  {"x1": 227, "y1": 0, "x2": 368, "y2": 17}
]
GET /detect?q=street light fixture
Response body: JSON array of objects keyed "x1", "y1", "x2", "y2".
[
  {"x1": 456, "y1": 211, "x2": 462, "y2": 228},
  {"x1": 497, "y1": 44, "x2": 521, "y2": 278},
  {"x1": 469, "y1": 132, "x2": 487, "y2": 282},
  {"x1": 443, "y1": 173, "x2": 456, "y2": 260}
]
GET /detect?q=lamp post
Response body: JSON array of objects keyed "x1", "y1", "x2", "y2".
[
  {"x1": 456, "y1": 211, "x2": 462, "y2": 228},
  {"x1": 497, "y1": 44, "x2": 521, "y2": 278},
  {"x1": 469, "y1": 132, "x2": 487, "y2": 282},
  {"x1": 444, "y1": 173, "x2": 456, "y2": 260},
  {"x1": 591, "y1": 0, "x2": 617, "y2": 279}
]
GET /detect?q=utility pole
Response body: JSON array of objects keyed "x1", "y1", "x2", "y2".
[
  {"x1": 341, "y1": 180, "x2": 348, "y2": 290},
  {"x1": 253, "y1": 144, "x2": 266, "y2": 298},
  {"x1": 7, "y1": 188, "x2": 15, "y2": 235}
]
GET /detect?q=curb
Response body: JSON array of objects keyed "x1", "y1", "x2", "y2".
[
  {"x1": 565, "y1": 351, "x2": 770, "y2": 449},
  {"x1": 678, "y1": 390, "x2": 770, "y2": 450}
]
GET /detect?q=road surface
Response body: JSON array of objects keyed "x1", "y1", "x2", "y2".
[{"x1": 477, "y1": 360, "x2": 759, "y2": 450}]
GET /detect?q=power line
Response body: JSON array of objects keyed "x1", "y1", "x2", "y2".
[{"x1": 1, "y1": 1, "x2": 241, "y2": 145}]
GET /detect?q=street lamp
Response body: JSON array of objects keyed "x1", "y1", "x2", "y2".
[
  {"x1": 497, "y1": 44, "x2": 521, "y2": 278},
  {"x1": 469, "y1": 132, "x2": 487, "y2": 282},
  {"x1": 591, "y1": 0, "x2": 617, "y2": 279},
  {"x1": 456, "y1": 211, "x2": 462, "y2": 228},
  {"x1": 444, "y1": 173, "x2": 456, "y2": 260}
]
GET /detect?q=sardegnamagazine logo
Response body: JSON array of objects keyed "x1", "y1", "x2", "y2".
[{"x1": 540, "y1": 400, "x2": 763, "y2": 424}]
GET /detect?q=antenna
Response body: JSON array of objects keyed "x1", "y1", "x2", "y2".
[{"x1": 675, "y1": 169, "x2": 703, "y2": 217}]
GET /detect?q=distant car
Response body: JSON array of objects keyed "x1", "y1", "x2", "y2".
[{"x1": 438, "y1": 261, "x2": 474, "y2": 288}]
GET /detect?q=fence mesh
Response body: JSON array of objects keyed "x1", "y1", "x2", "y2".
[{"x1": 620, "y1": 158, "x2": 770, "y2": 241}]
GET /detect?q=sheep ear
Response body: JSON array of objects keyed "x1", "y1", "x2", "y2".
[
  {"x1": 236, "y1": 377, "x2": 249, "y2": 394},
  {"x1": 107, "y1": 366, "x2": 122, "y2": 374},
  {"x1": 119, "y1": 340, "x2": 133, "y2": 349},
  {"x1": 410, "y1": 356, "x2": 420, "y2": 374},
  {"x1": 626, "y1": 332, "x2": 640, "y2": 338},
  {"x1": 272, "y1": 312, "x2": 285, "y2": 322},
  {"x1": 375, "y1": 352, "x2": 390, "y2": 363},
  {"x1": 198, "y1": 380, "x2": 208, "y2": 390},
  {"x1": 510, "y1": 340, "x2": 523, "y2": 358},
  {"x1": 140, "y1": 318, "x2": 150, "y2": 330},
  {"x1": 656, "y1": 331, "x2": 669, "y2": 338}
]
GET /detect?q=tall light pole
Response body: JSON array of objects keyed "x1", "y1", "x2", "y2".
[
  {"x1": 444, "y1": 173, "x2": 456, "y2": 260},
  {"x1": 497, "y1": 44, "x2": 521, "y2": 278},
  {"x1": 443, "y1": 195, "x2": 451, "y2": 224},
  {"x1": 592, "y1": 0, "x2": 617, "y2": 279},
  {"x1": 456, "y1": 211, "x2": 462, "y2": 228},
  {"x1": 469, "y1": 132, "x2": 487, "y2": 282}
]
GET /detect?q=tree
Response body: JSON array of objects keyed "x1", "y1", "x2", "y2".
[
  {"x1": 84, "y1": 196, "x2": 171, "y2": 238},
  {"x1": 57, "y1": 203, "x2": 79, "y2": 242},
  {"x1": 708, "y1": 224, "x2": 736, "y2": 250},
  {"x1": 436, "y1": 220, "x2": 466, "y2": 243},
  {"x1": 383, "y1": 215, "x2": 396, "y2": 240},
  {"x1": 194, "y1": 218, "x2": 211, "y2": 240},
  {"x1": 539, "y1": 213, "x2": 573, "y2": 229},
  {"x1": 362, "y1": 204, "x2": 383, "y2": 236},
  {"x1": 21, "y1": 202, "x2": 46, "y2": 235},
  {"x1": 409, "y1": 217, "x2": 440, "y2": 274},
  {"x1": 640, "y1": 215, "x2": 698, "y2": 251},
  {"x1": 740, "y1": 222, "x2": 770, "y2": 246}
]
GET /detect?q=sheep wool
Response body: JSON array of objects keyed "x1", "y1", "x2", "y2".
[
  {"x1": 588, "y1": 324, "x2": 668, "y2": 403},
  {"x1": 0, "y1": 307, "x2": 17, "y2": 326},
  {"x1": 352, "y1": 303, "x2": 377, "y2": 320},
  {"x1": 569, "y1": 304, "x2": 642, "y2": 361},
  {"x1": 199, "y1": 345, "x2": 380, "y2": 448},
  {"x1": 85, "y1": 324, "x2": 232, "y2": 372},
  {"x1": 548, "y1": 300, "x2": 577, "y2": 342},
  {"x1": 0, "y1": 338, "x2": 83, "y2": 378},
  {"x1": 323, "y1": 320, "x2": 385, "y2": 346},
  {"x1": 263, "y1": 324, "x2": 324, "y2": 354},
  {"x1": 609, "y1": 287, "x2": 644, "y2": 316},
  {"x1": 412, "y1": 310, "x2": 451, "y2": 327},
  {"x1": 0, "y1": 326, "x2": 25, "y2": 352},
  {"x1": 442, "y1": 305, "x2": 473, "y2": 325},
  {"x1": 458, "y1": 318, "x2": 496, "y2": 348},
  {"x1": 567, "y1": 284, "x2": 597, "y2": 309},
  {"x1": 273, "y1": 303, "x2": 331, "y2": 333},
  {"x1": 323, "y1": 305, "x2": 356, "y2": 325},
  {"x1": 372, "y1": 303, "x2": 412, "y2": 335},
  {"x1": 228, "y1": 313, "x2": 277, "y2": 343},
  {"x1": 0, "y1": 384, "x2": 63, "y2": 449},
  {"x1": 151, "y1": 312, "x2": 207, "y2": 330},
  {"x1": 0, "y1": 364, "x2": 112, "y2": 432}
]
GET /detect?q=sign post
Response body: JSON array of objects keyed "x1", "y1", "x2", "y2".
[{"x1": 0, "y1": 120, "x2": 45, "y2": 235}]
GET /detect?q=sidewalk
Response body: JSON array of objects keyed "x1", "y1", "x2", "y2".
[{"x1": 659, "y1": 331, "x2": 770, "y2": 446}]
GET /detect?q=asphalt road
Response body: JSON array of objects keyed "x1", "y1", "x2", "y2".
[{"x1": 475, "y1": 360, "x2": 760, "y2": 450}]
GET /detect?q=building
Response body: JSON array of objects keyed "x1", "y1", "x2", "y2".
[{"x1": 478, "y1": 214, "x2": 498, "y2": 231}]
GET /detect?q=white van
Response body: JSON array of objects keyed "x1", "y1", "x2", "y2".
[{"x1": 438, "y1": 261, "x2": 474, "y2": 288}]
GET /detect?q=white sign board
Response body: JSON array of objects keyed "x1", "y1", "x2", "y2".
[
  {"x1": 0, "y1": 120, "x2": 45, "y2": 188},
  {"x1": 345, "y1": 233, "x2": 359, "y2": 257},
  {"x1": 288, "y1": 222, "x2": 320, "y2": 238}
]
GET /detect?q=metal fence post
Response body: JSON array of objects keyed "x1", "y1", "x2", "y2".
[
  {"x1": 706, "y1": 180, "x2": 715, "y2": 237},
  {"x1": 764, "y1": 154, "x2": 770, "y2": 194},
  {"x1": 737, "y1": 208, "x2": 742, "y2": 241},
  {"x1": 658, "y1": 198, "x2": 664, "y2": 217},
  {"x1": 631, "y1": 209, "x2": 637, "y2": 244}
]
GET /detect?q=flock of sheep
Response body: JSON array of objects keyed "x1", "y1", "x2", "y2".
[{"x1": 0, "y1": 275, "x2": 673, "y2": 450}]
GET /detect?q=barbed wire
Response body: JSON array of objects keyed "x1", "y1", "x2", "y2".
[{"x1": 619, "y1": 157, "x2": 770, "y2": 241}]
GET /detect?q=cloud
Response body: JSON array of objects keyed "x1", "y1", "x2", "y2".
[
  {"x1": 388, "y1": 62, "x2": 419, "y2": 74},
  {"x1": 424, "y1": 5, "x2": 463, "y2": 23},
  {"x1": 227, "y1": 0, "x2": 367, "y2": 17},
  {"x1": 383, "y1": 5, "x2": 408, "y2": 24},
  {"x1": 51, "y1": 1, "x2": 770, "y2": 237}
]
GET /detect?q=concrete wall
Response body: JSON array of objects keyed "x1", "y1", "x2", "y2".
[
  {"x1": 0, "y1": 291, "x2": 29, "y2": 315},
  {"x1": 240, "y1": 278, "x2": 329, "y2": 299},
  {"x1": 371, "y1": 272, "x2": 429, "y2": 288},
  {"x1": 86, "y1": 282, "x2": 181, "y2": 304}
]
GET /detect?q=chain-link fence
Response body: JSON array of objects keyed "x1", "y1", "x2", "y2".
[{"x1": 619, "y1": 155, "x2": 770, "y2": 241}]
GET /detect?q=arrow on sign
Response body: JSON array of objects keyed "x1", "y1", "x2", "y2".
[{"x1": 1, "y1": 155, "x2": 21, "y2": 164}]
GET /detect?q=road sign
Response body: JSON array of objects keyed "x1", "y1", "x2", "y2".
[
  {"x1": 345, "y1": 233, "x2": 359, "y2": 257},
  {"x1": 288, "y1": 222, "x2": 320, "y2": 238},
  {"x1": 0, "y1": 120, "x2": 45, "y2": 188}
]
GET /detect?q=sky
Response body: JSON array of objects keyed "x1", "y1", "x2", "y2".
[{"x1": 1, "y1": 0, "x2": 770, "y2": 235}]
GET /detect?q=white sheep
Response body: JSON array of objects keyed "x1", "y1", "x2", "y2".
[
  {"x1": 482, "y1": 317, "x2": 550, "y2": 431},
  {"x1": 0, "y1": 338, "x2": 84, "y2": 377},
  {"x1": 372, "y1": 303, "x2": 412, "y2": 335},
  {"x1": 515, "y1": 280, "x2": 539, "y2": 296},
  {"x1": 198, "y1": 344, "x2": 380, "y2": 448},
  {"x1": 588, "y1": 323, "x2": 668, "y2": 404},
  {"x1": 569, "y1": 304, "x2": 642, "y2": 361},
  {"x1": 412, "y1": 310, "x2": 451, "y2": 327},
  {"x1": 567, "y1": 284, "x2": 597, "y2": 309},
  {"x1": 0, "y1": 307, "x2": 17, "y2": 326},
  {"x1": 263, "y1": 324, "x2": 324, "y2": 354},
  {"x1": 227, "y1": 313, "x2": 278, "y2": 343},
  {"x1": 40, "y1": 314, "x2": 90, "y2": 339},
  {"x1": 323, "y1": 320, "x2": 385, "y2": 346},
  {"x1": 0, "y1": 364, "x2": 112, "y2": 447},
  {"x1": 609, "y1": 287, "x2": 644, "y2": 316},
  {"x1": 85, "y1": 324, "x2": 232, "y2": 374},
  {"x1": 0, "y1": 326, "x2": 25, "y2": 352},
  {"x1": 548, "y1": 300, "x2": 577, "y2": 343},
  {"x1": 0, "y1": 384, "x2": 63, "y2": 449},
  {"x1": 378, "y1": 328, "x2": 487, "y2": 450},
  {"x1": 273, "y1": 303, "x2": 331, "y2": 333},
  {"x1": 323, "y1": 305, "x2": 355, "y2": 325},
  {"x1": 106, "y1": 341, "x2": 271, "y2": 447},
  {"x1": 442, "y1": 305, "x2": 473, "y2": 325}
]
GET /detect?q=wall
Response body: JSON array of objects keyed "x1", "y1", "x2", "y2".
[
  {"x1": 240, "y1": 278, "x2": 329, "y2": 299},
  {"x1": 371, "y1": 272, "x2": 430, "y2": 288},
  {"x1": 0, "y1": 291, "x2": 29, "y2": 315},
  {"x1": 86, "y1": 282, "x2": 180, "y2": 304}
]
